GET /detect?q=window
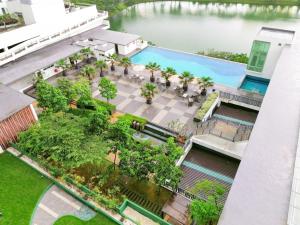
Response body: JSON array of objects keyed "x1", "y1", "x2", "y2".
[{"x1": 247, "y1": 40, "x2": 270, "y2": 72}]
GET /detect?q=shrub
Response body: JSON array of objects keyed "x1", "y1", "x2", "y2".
[
  {"x1": 94, "y1": 99, "x2": 116, "y2": 114},
  {"x1": 194, "y1": 93, "x2": 219, "y2": 122},
  {"x1": 118, "y1": 113, "x2": 147, "y2": 130}
]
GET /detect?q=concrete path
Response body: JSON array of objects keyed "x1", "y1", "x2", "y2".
[{"x1": 31, "y1": 185, "x2": 96, "y2": 225}]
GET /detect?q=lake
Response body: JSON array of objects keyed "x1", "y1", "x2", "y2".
[{"x1": 110, "y1": 2, "x2": 300, "y2": 53}]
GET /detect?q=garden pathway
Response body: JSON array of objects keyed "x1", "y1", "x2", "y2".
[{"x1": 31, "y1": 185, "x2": 96, "y2": 225}]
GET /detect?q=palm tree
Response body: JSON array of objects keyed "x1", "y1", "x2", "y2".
[
  {"x1": 69, "y1": 53, "x2": 81, "y2": 69},
  {"x1": 80, "y1": 65, "x2": 96, "y2": 83},
  {"x1": 119, "y1": 57, "x2": 131, "y2": 75},
  {"x1": 107, "y1": 53, "x2": 119, "y2": 71},
  {"x1": 179, "y1": 71, "x2": 194, "y2": 92},
  {"x1": 140, "y1": 83, "x2": 157, "y2": 104},
  {"x1": 146, "y1": 62, "x2": 160, "y2": 82},
  {"x1": 95, "y1": 60, "x2": 107, "y2": 77},
  {"x1": 198, "y1": 76, "x2": 214, "y2": 96},
  {"x1": 56, "y1": 59, "x2": 69, "y2": 76},
  {"x1": 162, "y1": 67, "x2": 176, "y2": 87},
  {"x1": 80, "y1": 47, "x2": 93, "y2": 64}
]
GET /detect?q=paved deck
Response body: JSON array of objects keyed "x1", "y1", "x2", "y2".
[{"x1": 31, "y1": 185, "x2": 96, "y2": 225}]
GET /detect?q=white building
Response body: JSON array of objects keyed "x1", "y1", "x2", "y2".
[
  {"x1": 246, "y1": 27, "x2": 295, "y2": 79},
  {"x1": 0, "y1": 0, "x2": 110, "y2": 66}
]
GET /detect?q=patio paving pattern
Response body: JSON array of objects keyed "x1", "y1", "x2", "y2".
[
  {"x1": 31, "y1": 185, "x2": 96, "y2": 225},
  {"x1": 94, "y1": 74, "x2": 201, "y2": 130}
]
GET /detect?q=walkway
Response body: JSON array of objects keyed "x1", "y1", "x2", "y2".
[{"x1": 31, "y1": 185, "x2": 96, "y2": 225}]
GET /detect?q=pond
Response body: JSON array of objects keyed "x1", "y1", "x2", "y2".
[{"x1": 110, "y1": 2, "x2": 300, "y2": 53}]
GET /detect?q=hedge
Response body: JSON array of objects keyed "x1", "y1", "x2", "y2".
[
  {"x1": 119, "y1": 114, "x2": 147, "y2": 126},
  {"x1": 194, "y1": 93, "x2": 219, "y2": 122},
  {"x1": 94, "y1": 99, "x2": 117, "y2": 114}
]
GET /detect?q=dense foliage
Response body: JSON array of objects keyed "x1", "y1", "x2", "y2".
[
  {"x1": 197, "y1": 49, "x2": 249, "y2": 64},
  {"x1": 98, "y1": 77, "x2": 117, "y2": 103},
  {"x1": 189, "y1": 180, "x2": 225, "y2": 225}
]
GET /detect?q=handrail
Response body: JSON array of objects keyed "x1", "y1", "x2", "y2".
[{"x1": 219, "y1": 91, "x2": 262, "y2": 107}]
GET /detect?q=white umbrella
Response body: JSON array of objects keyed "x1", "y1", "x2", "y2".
[{"x1": 132, "y1": 65, "x2": 145, "y2": 72}]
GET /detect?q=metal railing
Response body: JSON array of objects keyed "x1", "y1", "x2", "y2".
[{"x1": 219, "y1": 91, "x2": 263, "y2": 107}]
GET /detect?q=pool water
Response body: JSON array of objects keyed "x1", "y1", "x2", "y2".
[
  {"x1": 131, "y1": 46, "x2": 246, "y2": 87},
  {"x1": 240, "y1": 75, "x2": 270, "y2": 95}
]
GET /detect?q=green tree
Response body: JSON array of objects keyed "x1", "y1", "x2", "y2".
[
  {"x1": 86, "y1": 109, "x2": 109, "y2": 135},
  {"x1": 119, "y1": 140, "x2": 156, "y2": 180},
  {"x1": 161, "y1": 67, "x2": 176, "y2": 87},
  {"x1": 36, "y1": 80, "x2": 68, "y2": 112},
  {"x1": 72, "y1": 78, "x2": 94, "y2": 108},
  {"x1": 80, "y1": 65, "x2": 96, "y2": 83},
  {"x1": 198, "y1": 76, "x2": 214, "y2": 96},
  {"x1": 107, "y1": 118, "x2": 133, "y2": 170},
  {"x1": 56, "y1": 59, "x2": 69, "y2": 76},
  {"x1": 17, "y1": 112, "x2": 107, "y2": 169},
  {"x1": 57, "y1": 78, "x2": 76, "y2": 104},
  {"x1": 95, "y1": 60, "x2": 107, "y2": 77},
  {"x1": 119, "y1": 57, "x2": 131, "y2": 75},
  {"x1": 179, "y1": 71, "x2": 194, "y2": 92},
  {"x1": 107, "y1": 53, "x2": 119, "y2": 71},
  {"x1": 98, "y1": 77, "x2": 117, "y2": 103},
  {"x1": 140, "y1": 83, "x2": 157, "y2": 105},
  {"x1": 146, "y1": 62, "x2": 160, "y2": 82},
  {"x1": 189, "y1": 180, "x2": 225, "y2": 225}
]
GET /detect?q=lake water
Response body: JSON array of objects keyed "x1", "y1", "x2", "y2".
[{"x1": 110, "y1": 2, "x2": 300, "y2": 53}]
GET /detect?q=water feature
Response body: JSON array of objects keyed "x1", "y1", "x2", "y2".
[{"x1": 110, "y1": 2, "x2": 300, "y2": 53}]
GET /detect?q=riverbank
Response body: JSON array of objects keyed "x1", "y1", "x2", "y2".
[{"x1": 72, "y1": 0, "x2": 300, "y2": 15}]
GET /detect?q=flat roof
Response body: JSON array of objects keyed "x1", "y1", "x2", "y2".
[
  {"x1": 0, "y1": 84, "x2": 34, "y2": 121},
  {"x1": 258, "y1": 27, "x2": 295, "y2": 42},
  {"x1": 219, "y1": 30, "x2": 300, "y2": 225},
  {"x1": 0, "y1": 27, "x2": 140, "y2": 86},
  {"x1": 85, "y1": 29, "x2": 140, "y2": 46},
  {"x1": 0, "y1": 38, "x2": 82, "y2": 85}
]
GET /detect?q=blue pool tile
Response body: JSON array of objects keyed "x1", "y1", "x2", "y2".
[{"x1": 131, "y1": 47, "x2": 246, "y2": 87}]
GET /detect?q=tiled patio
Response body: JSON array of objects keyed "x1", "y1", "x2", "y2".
[{"x1": 94, "y1": 73, "x2": 201, "y2": 129}]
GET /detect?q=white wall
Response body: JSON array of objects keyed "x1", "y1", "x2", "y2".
[
  {"x1": 6, "y1": 0, "x2": 66, "y2": 25},
  {"x1": 118, "y1": 40, "x2": 138, "y2": 55},
  {"x1": 247, "y1": 38, "x2": 286, "y2": 79}
]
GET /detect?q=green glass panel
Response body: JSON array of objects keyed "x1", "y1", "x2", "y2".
[{"x1": 247, "y1": 40, "x2": 270, "y2": 72}]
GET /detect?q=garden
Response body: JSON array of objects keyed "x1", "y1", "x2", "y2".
[{"x1": 15, "y1": 75, "x2": 183, "y2": 217}]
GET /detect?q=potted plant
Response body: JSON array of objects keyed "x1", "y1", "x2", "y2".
[
  {"x1": 80, "y1": 65, "x2": 96, "y2": 84},
  {"x1": 140, "y1": 83, "x2": 157, "y2": 104},
  {"x1": 146, "y1": 62, "x2": 160, "y2": 82},
  {"x1": 162, "y1": 67, "x2": 176, "y2": 87},
  {"x1": 198, "y1": 76, "x2": 214, "y2": 96},
  {"x1": 179, "y1": 71, "x2": 194, "y2": 92},
  {"x1": 55, "y1": 59, "x2": 69, "y2": 76},
  {"x1": 95, "y1": 60, "x2": 107, "y2": 77},
  {"x1": 69, "y1": 53, "x2": 81, "y2": 69},
  {"x1": 119, "y1": 57, "x2": 131, "y2": 75},
  {"x1": 80, "y1": 47, "x2": 94, "y2": 64},
  {"x1": 107, "y1": 53, "x2": 119, "y2": 71},
  {"x1": 32, "y1": 71, "x2": 44, "y2": 88}
]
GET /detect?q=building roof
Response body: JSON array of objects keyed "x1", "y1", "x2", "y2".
[
  {"x1": 0, "y1": 84, "x2": 34, "y2": 121},
  {"x1": 218, "y1": 30, "x2": 300, "y2": 225},
  {"x1": 0, "y1": 26, "x2": 140, "y2": 86},
  {"x1": 0, "y1": 37, "x2": 82, "y2": 85},
  {"x1": 86, "y1": 29, "x2": 140, "y2": 46}
]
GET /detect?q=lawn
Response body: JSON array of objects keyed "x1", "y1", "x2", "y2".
[
  {"x1": 54, "y1": 215, "x2": 118, "y2": 225},
  {"x1": 0, "y1": 153, "x2": 51, "y2": 225}
]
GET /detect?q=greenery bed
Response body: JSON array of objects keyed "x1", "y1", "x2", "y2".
[
  {"x1": 197, "y1": 49, "x2": 249, "y2": 64},
  {"x1": 194, "y1": 93, "x2": 219, "y2": 122},
  {"x1": 0, "y1": 153, "x2": 51, "y2": 225},
  {"x1": 54, "y1": 215, "x2": 117, "y2": 225}
]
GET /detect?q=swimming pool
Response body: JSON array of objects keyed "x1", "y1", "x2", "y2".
[
  {"x1": 131, "y1": 47, "x2": 246, "y2": 87},
  {"x1": 240, "y1": 75, "x2": 270, "y2": 95}
]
